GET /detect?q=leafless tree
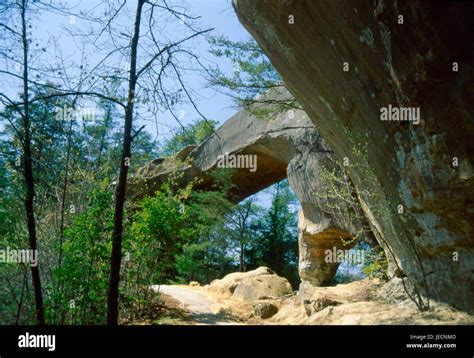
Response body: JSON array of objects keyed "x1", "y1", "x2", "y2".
[
  {"x1": 1, "y1": 0, "x2": 214, "y2": 325},
  {"x1": 0, "y1": 0, "x2": 45, "y2": 325}
]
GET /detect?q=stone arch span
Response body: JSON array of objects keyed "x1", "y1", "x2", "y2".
[{"x1": 128, "y1": 94, "x2": 372, "y2": 287}]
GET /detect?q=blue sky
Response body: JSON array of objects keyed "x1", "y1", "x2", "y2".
[
  {"x1": 130, "y1": 0, "x2": 253, "y2": 138},
  {"x1": 178, "y1": 0, "x2": 250, "y2": 123},
  {"x1": 1, "y1": 0, "x2": 252, "y2": 141},
  {"x1": 0, "y1": 0, "x2": 286, "y2": 208}
]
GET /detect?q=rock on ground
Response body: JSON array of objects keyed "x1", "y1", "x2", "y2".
[
  {"x1": 206, "y1": 267, "x2": 293, "y2": 302},
  {"x1": 269, "y1": 278, "x2": 474, "y2": 325}
]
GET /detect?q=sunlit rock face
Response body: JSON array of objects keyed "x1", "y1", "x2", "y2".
[
  {"x1": 129, "y1": 90, "x2": 369, "y2": 286},
  {"x1": 286, "y1": 126, "x2": 371, "y2": 286},
  {"x1": 297, "y1": 211, "x2": 353, "y2": 286},
  {"x1": 233, "y1": 0, "x2": 474, "y2": 311}
]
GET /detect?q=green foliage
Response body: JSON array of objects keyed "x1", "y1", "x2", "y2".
[
  {"x1": 163, "y1": 119, "x2": 218, "y2": 156},
  {"x1": 222, "y1": 198, "x2": 263, "y2": 273},
  {"x1": 0, "y1": 84, "x2": 159, "y2": 324},
  {"x1": 0, "y1": 84, "x2": 302, "y2": 323},
  {"x1": 313, "y1": 128, "x2": 392, "y2": 283},
  {"x1": 331, "y1": 241, "x2": 389, "y2": 285},
  {"x1": 209, "y1": 36, "x2": 299, "y2": 117},
  {"x1": 0, "y1": 197, "x2": 34, "y2": 324},
  {"x1": 246, "y1": 180, "x2": 299, "y2": 287},
  {"x1": 209, "y1": 36, "x2": 280, "y2": 93},
  {"x1": 0, "y1": 5, "x2": 307, "y2": 327},
  {"x1": 129, "y1": 182, "x2": 195, "y2": 284},
  {"x1": 173, "y1": 177, "x2": 300, "y2": 287},
  {"x1": 174, "y1": 169, "x2": 236, "y2": 283},
  {"x1": 49, "y1": 185, "x2": 114, "y2": 324},
  {"x1": 362, "y1": 246, "x2": 389, "y2": 280}
]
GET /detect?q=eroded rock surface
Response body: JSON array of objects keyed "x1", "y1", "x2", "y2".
[
  {"x1": 270, "y1": 279, "x2": 474, "y2": 325},
  {"x1": 233, "y1": 0, "x2": 474, "y2": 311}
]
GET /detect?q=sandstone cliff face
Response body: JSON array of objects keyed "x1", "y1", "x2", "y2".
[
  {"x1": 233, "y1": 0, "x2": 474, "y2": 311},
  {"x1": 129, "y1": 91, "x2": 369, "y2": 286}
]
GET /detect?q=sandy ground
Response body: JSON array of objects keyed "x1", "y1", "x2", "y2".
[
  {"x1": 150, "y1": 285, "x2": 242, "y2": 325},
  {"x1": 149, "y1": 279, "x2": 474, "y2": 326}
]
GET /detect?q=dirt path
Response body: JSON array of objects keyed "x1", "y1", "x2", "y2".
[{"x1": 151, "y1": 285, "x2": 241, "y2": 325}]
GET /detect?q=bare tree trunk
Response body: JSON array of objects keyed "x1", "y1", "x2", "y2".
[
  {"x1": 106, "y1": 0, "x2": 144, "y2": 326},
  {"x1": 21, "y1": 0, "x2": 44, "y2": 325}
]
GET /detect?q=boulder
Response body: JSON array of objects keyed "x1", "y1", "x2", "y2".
[
  {"x1": 206, "y1": 267, "x2": 292, "y2": 303},
  {"x1": 206, "y1": 267, "x2": 275, "y2": 299},
  {"x1": 231, "y1": 273, "x2": 293, "y2": 302}
]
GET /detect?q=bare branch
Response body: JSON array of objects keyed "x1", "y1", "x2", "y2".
[
  {"x1": 131, "y1": 124, "x2": 146, "y2": 141},
  {"x1": 28, "y1": 91, "x2": 126, "y2": 109},
  {"x1": 170, "y1": 61, "x2": 220, "y2": 139},
  {"x1": 136, "y1": 27, "x2": 213, "y2": 78},
  {"x1": 0, "y1": 22, "x2": 21, "y2": 37},
  {"x1": 93, "y1": 0, "x2": 127, "y2": 46}
]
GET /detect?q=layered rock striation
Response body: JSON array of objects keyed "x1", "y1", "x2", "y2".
[{"x1": 233, "y1": 0, "x2": 474, "y2": 311}]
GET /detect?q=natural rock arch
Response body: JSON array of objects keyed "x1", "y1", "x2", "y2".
[
  {"x1": 128, "y1": 94, "x2": 372, "y2": 288},
  {"x1": 232, "y1": 0, "x2": 474, "y2": 311}
]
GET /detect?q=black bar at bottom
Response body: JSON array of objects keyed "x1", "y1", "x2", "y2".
[{"x1": 0, "y1": 325, "x2": 472, "y2": 356}]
